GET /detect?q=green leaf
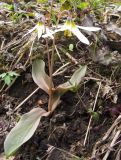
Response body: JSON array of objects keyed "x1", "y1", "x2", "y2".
[
  {"x1": 77, "y1": 2, "x2": 89, "y2": 10},
  {"x1": 37, "y1": 0, "x2": 48, "y2": 3},
  {"x1": 4, "y1": 108, "x2": 49, "y2": 158},
  {"x1": 69, "y1": 44, "x2": 74, "y2": 51},
  {"x1": 8, "y1": 71, "x2": 19, "y2": 77},
  {"x1": 92, "y1": 112, "x2": 99, "y2": 121},
  {"x1": 32, "y1": 59, "x2": 53, "y2": 94},
  {"x1": 57, "y1": 65, "x2": 87, "y2": 94},
  {"x1": 50, "y1": 65, "x2": 87, "y2": 112},
  {"x1": 0, "y1": 73, "x2": 7, "y2": 78},
  {"x1": 60, "y1": 0, "x2": 66, "y2": 4},
  {"x1": 4, "y1": 75, "x2": 11, "y2": 85},
  {"x1": 60, "y1": 0, "x2": 72, "y2": 11}
]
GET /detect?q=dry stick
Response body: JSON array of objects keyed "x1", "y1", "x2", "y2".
[
  {"x1": 0, "y1": 83, "x2": 6, "y2": 93},
  {"x1": 23, "y1": 37, "x2": 35, "y2": 68},
  {"x1": 92, "y1": 114, "x2": 121, "y2": 158},
  {"x1": 0, "y1": 38, "x2": 5, "y2": 50},
  {"x1": 53, "y1": 62, "x2": 70, "y2": 76},
  {"x1": 102, "y1": 114, "x2": 121, "y2": 141},
  {"x1": 83, "y1": 82, "x2": 101, "y2": 146},
  {"x1": 55, "y1": 45, "x2": 62, "y2": 62},
  {"x1": 59, "y1": 47, "x2": 78, "y2": 64},
  {"x1": 14, "y1": 87, "x2": 40, "y2": 111},
  {"x1": 115, "y1": 145, "x2": 121, "y2": 160},
  {"x1": 103, "y1": 130, "x2": 121, "y2": 160},
  {"x1": 47, "y1": 144, "x2": 80, "y2": 159}
]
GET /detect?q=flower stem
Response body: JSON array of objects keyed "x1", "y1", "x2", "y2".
[{"x1": 45, "y1": 38, "x2": 53, "y2": 112}]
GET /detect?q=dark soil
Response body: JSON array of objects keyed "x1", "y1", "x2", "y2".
[
  {"x1": 0, "y1": 1, "x2": 121, "y2": 160},
  {"x1": 1, "y1": 68, "x2": 119, "y2": 160}
]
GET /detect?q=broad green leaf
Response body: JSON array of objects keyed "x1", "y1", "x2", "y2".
[
  {"x1": 4, "y1": 108, "x2": 49, "y2": 158},
  {"x1": 32, "y1": 59, "x2": 53, "y2": 94},
  {"x1": 50, "y1": 65, "x2": 87, "y2": 112},
  {"x1": 56, "y1": 65, "x2": 87, "y2": 94},
  {"x1": 70, "y1": 65, "x2": 87, "y2": 85}
]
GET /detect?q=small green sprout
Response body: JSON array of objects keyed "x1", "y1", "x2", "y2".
[
  {"x1": 69, "y1": 43, "x2": 74, "y2": 51},
  {"x1": 0, "y1": 71, "x2": 19, "y2": 86},
  {"x1": 88, "y1": 108, "x2": 100, "y2": 122}
]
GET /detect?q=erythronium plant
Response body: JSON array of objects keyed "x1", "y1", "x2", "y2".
[
  {"x1": 4, "y1": 15, "x2": 100, "y2": 157},
  {"x1": 4, "y1": 59, "x2": 87, "y2": 158},
  {"x1": 32, "y1": 59, "x2": 87, "y2": 112}
]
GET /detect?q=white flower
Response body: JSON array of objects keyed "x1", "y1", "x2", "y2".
[
  {"x1": 52, "y1": 20, "x2": 101, "y2": 45},
  {"x1": 24, "y1": 22, "x2": 54, "y2": 39}
]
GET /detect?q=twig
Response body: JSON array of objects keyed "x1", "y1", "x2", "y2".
[
  {"x1": 0, "y1": 38, "x2": 5, "y2": 50},
  {"x1": 14, "y1": 87, "x2": 40, "y2": 111},
  {"x1": 102, "y1": 115, "x2": 121, "y2": 141},
  {"x1": 23, "y1": 37, "x2": 35, "y2": 68},
  {"x1": 103, "y1": 130, "x2": 121, "y2": 160},
  {"x1": 59, "y1": 47, "x2": 78, "y2": 64},
  {"x1": 92, "y1": 114, "x2": 121, "y2": 158},
  {"x1": 55, "y1": 45, "x2": 62, "y2": 62},
  {"x1": 83, "y1": 82, "x2": 101, "y2": 146},
  {"x1": 47, "y1": 144, "x2": 80, "y2": 159},
  {"x1": 0, "y1": 83, "x2": 6, "y2": 93},
  {"x1": 53, "y1": 62, "x2": 70, "y2": 76}
]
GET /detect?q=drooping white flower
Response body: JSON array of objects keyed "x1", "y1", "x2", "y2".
[
  {"x1": 24, "y1": 22, "x2": 54, "y2": 39},
  {"x1": 51, "y1": 20, "x2": 101, "y2": 45}
]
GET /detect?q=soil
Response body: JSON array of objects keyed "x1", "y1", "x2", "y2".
[
  {"x1": 1, "y1": 66, "x2": 120, "y2": 160},
  {"x1": 0, "y1": 1, "x2": 121, "y2": 160}
]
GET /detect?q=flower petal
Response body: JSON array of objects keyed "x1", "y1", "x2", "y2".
[
  {"x1": 23, "y1": 26, "x2": 37, "y2": 38},
  {"x1": 54, "y1": 26, "x2": 68, "y2": 33},
  {"x1": 77, "y1": 26, "x2": 101, "y2": 32},
  {"x1": 37, "y1": 29, "x2": 43, "y2": 39},
  {"x1": 42, "y1": 28, "x2": 54, "y2": 39},
  {"x1": 72, "y1": 27, "x2": 90, "y2": 45},
  {"x1": 37, "y1": 25, "x2": 45, "y2": 39}
]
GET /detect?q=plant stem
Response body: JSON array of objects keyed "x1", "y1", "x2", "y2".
[
  {"x1": 46, "y1": 0, "x2": 55, "y2": 112},
  {"x1": 47, "y1": 0, "x2": 61, "y2": 111},
  {"x1": 48, "y1": 36, "x2": 55, "y2": 111},
  {"x1": 45, "y1": 35, "x2": 54, "y2": 112}
]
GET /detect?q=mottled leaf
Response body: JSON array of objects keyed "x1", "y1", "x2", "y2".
[
  {"x1": 50, "y1": 65, "x2": 87, "y2": 112},
  {"x1": 57, "y1": 65, "x2": 87, "y2": 94},
  {"x1": 4, "y1": 108, "x2": 49, "y2": 158},
  {"x1": 32, "y1": 59, "x2": 53, "y2": 94}
]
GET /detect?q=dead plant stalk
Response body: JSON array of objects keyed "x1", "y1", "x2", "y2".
[{"x1": 83, "y1": 82, "x2": 102, "y2": 146}]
